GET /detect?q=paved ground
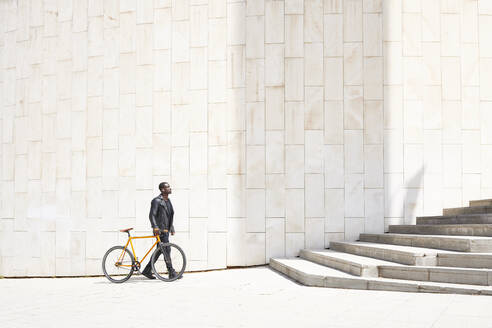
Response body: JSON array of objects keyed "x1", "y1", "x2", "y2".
[{"x1": 2, "y1": 266, "x2": 492, "y2": 328}]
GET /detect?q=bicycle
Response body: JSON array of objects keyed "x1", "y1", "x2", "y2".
[{"x1": 102, "y1": 228, "x2": 186, "y2": 283}]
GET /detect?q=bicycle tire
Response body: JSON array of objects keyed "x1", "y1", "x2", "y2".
[
  {"x1": 151, "y1": 242, "x2": 187, "y2": 282},
  {"x1": 102, "y1": 245, "x2": 135, "y2": 283}
]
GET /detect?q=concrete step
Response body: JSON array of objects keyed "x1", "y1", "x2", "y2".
[
  {"x1": 388, "y1": 224, "x2": 492, "y2": 237},
  {"x1": 470, "y1": 199, "x2": 492, "y2": 207},
  {"x1": 329, "y1": 241, "x2": 439, "y2": 265},
  {"x1": 416, "y1": 214, "x2": 492, "y2": 225},
  {"x1": 331, "y1": 241, "x2": 492, "y2": 269},
  {"x1": 443, "y1": 206, "x2": 492, "y2": 216},
  {"x1": 299, "y1": 249, "x2": 401, "y2": 277},
  {"x1": 360, "y1": 233, "x2": 492, "y2": 252},
  {"x1": 269, "y1": 258, "x2": 492, "y2": 295},
  {"x1": 378, "y1": 265, "x2": 492, "y2": 286}
]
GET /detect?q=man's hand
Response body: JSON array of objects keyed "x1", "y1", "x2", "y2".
[
  {"x1": 171, "y1": 231, "x2": 175, "y2": 236},
  {"x1": 153, "y1": 228, "x2": 160, "y2": 236}
]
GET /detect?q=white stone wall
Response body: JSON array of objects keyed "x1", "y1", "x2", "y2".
[{"x1": 0, "y1": 0, "x2": 491, "y2": 276}]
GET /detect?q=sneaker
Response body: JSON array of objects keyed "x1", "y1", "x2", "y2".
[{"x1": 142, "y1": 271, "x2": 156, "y2": 280}]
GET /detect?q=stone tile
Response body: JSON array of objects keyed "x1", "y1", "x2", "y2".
[
  {"x1": 102, "y1": 149, "x2": 119, "y2": 190},
  {"x1": 155, "y1": 50, "x2": 172, "y2": 91},
  {"x1": 462, "y1": 44, "x2": 479, "y2": 87},
  {"x1": 190, "y1": 5, "x2": 208, "y2": 47},
  {"x1": 172, "y1": 21, "x2": 190, "y2": 63},
  {"x1": 324, "y1": 101, "x2": 343, "y2": 144},
  {"x1": 208, "y1": 190, "x2": 227, "y2": 232},
  {"x1": 383, "y1": 42, "x2": 402, "y2": 85},
  {"x1": 324, "y1": 14, "x2": 343, "y2": 56},
  {"x1": 154, "y1": 8, "x2": 171, "y2": 50},
  {"x1": 227, "y1": 219, "x2": 246, "y2": 265},
  {"x1": 120, "y1": 12, "x2": 136, "y2": 53},
  {"x1": 189, "y1": 91, "x2": 207, "y2": 133},
  {"x1": 481, "y1": 59, "x2": 492, "y2": 101},
  {"x1": 227, "y1": 88, "x2": 245, "y2": 130},
  {"x1": 208, "y1": 61, "x2": 227, "y2": 103},
  {"x1": 208, "y1": 145, "x2": 227, "y2": 189},
  {"x1": 227, "y1": 175, "x2": 246, "y2": 218},
  {"x1": 266, "y1": 218, "x2": 285, "y2": 261},
  {"x1": 56, "y1": 140, "x2": 71, "y2": 179},
  {"x1": 86, "y1": 137, "x2": 102, "y2": 178},
  {"x1": 286, "y1": 145, "x2": 304, "y2": 188},
  {"x1": 463, "y1": 0, "x2": 478, "y2": 43},
  {"x1": 172, "y1": 147, "x2": 190, "y2": 189},
  {"x1": 365, "y1": 145, "x2": 383, "y2": 188},
  {"x1": 119, "y1": 53, "x2": 136, "y2": 95},
  {"x1": 385, "y1": 173, "x2": 404, "y2": 217},
  {"x1": 190, "y1": 177, "x2": 208, "y2": 218},
  {"x1": 136, "y1": 0, "x2": 153, "y2": 23},
  {"x1": 265, "y1": 173, "x2": 285, "y2": 218},
  {"x1": 152, "y1": 134, "x2": 171, "y2": 176},
  {"x1": 170, "y1": 190, "x2": 189, "y2": 232},
  {"x1": 364, "y1": 13, "x2": 382, "y2": 56},
  {"x1": 345, "y1": 173, "x2": 364, "y2": 218},
  {"x1": 207, "y1": 232, "x2": 226, "y2": 269},
  {"x1": 103, "y1": 69, "x2": 119, "y2": 109},
  {"x1": 136, "y1": 107, "x2": 153, "y2": 148},
  {"x1": 265, "y1": 44, "x2": 284, "y2": 87},
  {"x1": 246, "y1": 16, "x2": 264, "y2": 59},
  {"x1": 324, "y1": 0, "x2": 343, "y2": 13},
  {"x1": 227, "y1": 47, "x2": 246, "y2": 88},
  {"x1": 463, "y1": 131, "x2": 480, "y2": 174},
  {"x1": 305, "y1": 218, "x2": 324, "y2": 249},
  {"x1": 424, "y1": 130, "x2": 442, "y2": 174},
  {"x1": 265, "y1": 0, "x2": 284, "y2": 43},
  {"x1": 227, "y1": 131, "x2": 245, "y2": 175},
  {"x1": 325, "y1": 188, "x2": 344, "y2": 232},
  {"x1": 208, "y1": 18, "x2": 227, "y2": 61},
  {"x1": 325, "y1": 232, "x2": 345, "y2": 247},
  {"x1": 286, "y1": 233, "x2": 305, "y2": 257},
  {"x1": 482, "y1": 146, "x2": 492, "y2": 188},
  {"x1": 246, "y1": 102, "x2": 265, "y2": 145},
  {"x1": 403, "y1": 100, "x2": 423, "y2": 144},
  {"x1": 304, "y1": 43, "x2": 323, "y2": 86},
  {"x1": 285, "y1": 189, "x2": 304, "y2": 233},
  {"x1": 423, "y1": 173, "x2": 442, "y2": 215},
  {"x1": 344, "y1": 43, "x2": 363, "y2": 86},
  {"x1": 441, "y1": 57, "x2": 461, "y2": 101},
  {"x1": 423, "y1": 42, "x2": 441, "y2": 86},
  {"x1": 285, "y1": 58, "x2": 303, "y2": 101},
  {"x1": 227, "y1": 2, "x2": 246, "y2": 45},
  {"x1": 324, "y1": 57, "x2": 343, "y2": 100},
  {"x1": 404, "y1": 144, "x2": 424, "y2": 188},
  {"x1": 118, "y1": 177, "x2": 136, "y2": 218},
  {"x1": 209, "y1": 103, "x2": 227, "y2": 146},
  {"x1": 463, "y1": 174, "x2": 481, "y2": 207},
  {"x1": 246, "y1": 189, "x2": 266, "y2": 232},
  {"x1": 71, "y1": 151, "x2": 86, "y2": 192},
  {"x1": 247, "y1": 0, "x2": 264, "y2": 15},
  {"x1": 422, "y1": 0, "x2": 440, "y2": 42},
  {"x1": 266, "y1": 131, "x2": 284, "y2": 174},
  {"x1": 88, "y1": 16, "x2": 104, "y2": 57},
  {"x1": 190, "y1": 133, "x2": 207, "y2": 176},
  {"x1": 423, "y1": 86, "x2": 442, "y2": 130},
  {"x1": 246, "y1": 59, "x2": 265, "y2": 102},
  {"x1": 345, "y1": 218, "x2": 365, "y2": 241},
  {"x1": 102, "y1": 109, "x2": 118, "y2": 150},
  {"x1": 442, "y1": 101, "x2": 462, "y2": 144},
  {"x1": 209, "y1": 0, "x2": 226, "y2": 18},
  {"x1": 364, "y1": 100, "x2": 383, "y2": 144},
  {"x1": 305, "y1": 130, "x2": 324, "y2": 174},
  {"x1": 2, "y1": 144, "x2": 15, "y2": 181},
  {"x1": 136, "y1": 65, "x2": 153, "y2": 107},
  {"x1": 344, "y1": 0, "x2": 363, "y2": 41},
  {"x1": 324, "y1": 145, "x2": 344, "y2": 188},
  {"x1": 305, "y1": 0, "x2": 323, "y2": 42},
  {"x1": 285, "y1": 102, "x2": 304, "y2": 145},
  {"x1": 383, "y1": 88, "x2": 403, "y2": 130},
  {"x1": 265, "y1": 86, "x2": 284, "y2": 130},
  {"x1": 344, "y1": 86, "x2": 363, "y2": 130},
  {"x1": 246, "y1": 233, "x2": 266, "y2": 265},
  {"x1": 443, "y1": 145, "x2": 462, "y2": 188},
  {"x1": 27, "y1": 142, "x2": 41, "y2": 180},
  {"x1": 441, "y1": 13, "x2": 461, "y2": 56},
  {"x1": 402, "y1": 13, "x2": 421, "y2": 56},
  {"x1": 403, "y1": 57, "x2": 423, "y2": 100},
  {"x1": 364, "y1": 57, "x2": 383, "y2": 100},
  {"x1": 462, "y1": 87, "x2": 480, "y2": 130},
  {"x1": 285, "y1": 15, "x2": 303, "y2": 57},
  {"x1": 305, "y1": 174, "x2": 324, "y2": 217},
  {"x1": 344, "y1": 130, "x2": 363, "y2": 174}
]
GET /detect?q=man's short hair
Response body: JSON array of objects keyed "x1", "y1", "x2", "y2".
[{"x1": 159, "y1": 182, "x2": 169, "y2": 191}]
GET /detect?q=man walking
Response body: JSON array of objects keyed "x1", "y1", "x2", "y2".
[{"x1": 141, "y1": 182, "x2": 178, "y2": 279}]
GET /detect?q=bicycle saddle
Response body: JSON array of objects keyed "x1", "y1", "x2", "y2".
[{"x1": 119, "y1": 228, "x2": 133, "y2": 232}]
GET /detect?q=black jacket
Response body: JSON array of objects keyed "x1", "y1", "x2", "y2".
[{"x1": 149, "y1": 195, "x2": 175, "y2": 233}]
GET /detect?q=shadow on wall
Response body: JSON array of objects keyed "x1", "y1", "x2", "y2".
[{"x1": 404, "y1": 167, "x2": 425, "y2": 225}]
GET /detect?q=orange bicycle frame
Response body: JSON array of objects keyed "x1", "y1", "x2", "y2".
[{"x1": 116, "y1": 234, "x2": 162, "y2": 268}]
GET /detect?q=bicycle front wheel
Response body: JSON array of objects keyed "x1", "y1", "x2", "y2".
[
  {"x1": 102, "y1": 246, "x2": 135, "y2": 283},
  {"x1": 151, "y1": 243, "x2": 186, "y2": 282}
]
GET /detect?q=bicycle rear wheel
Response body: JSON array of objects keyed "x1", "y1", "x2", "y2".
[
  {"x1": 102, "y1": 246, "x2": 135, "y2": 283},
  {"x1": 151, "y1": 243, "x2": 186, "y2": 282}
]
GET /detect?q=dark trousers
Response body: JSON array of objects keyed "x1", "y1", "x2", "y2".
[{"x1": 142, "y1": 232, "x2": 174, "y2": 274}]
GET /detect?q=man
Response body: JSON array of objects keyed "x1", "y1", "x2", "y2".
[{"x1": 141, "y1": 182, "x2": 178, "y2": 279}]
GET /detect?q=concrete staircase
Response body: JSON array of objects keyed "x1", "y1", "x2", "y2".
[{"x1": 269, "y1": 199, "x2": 492, "y2": 295}]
